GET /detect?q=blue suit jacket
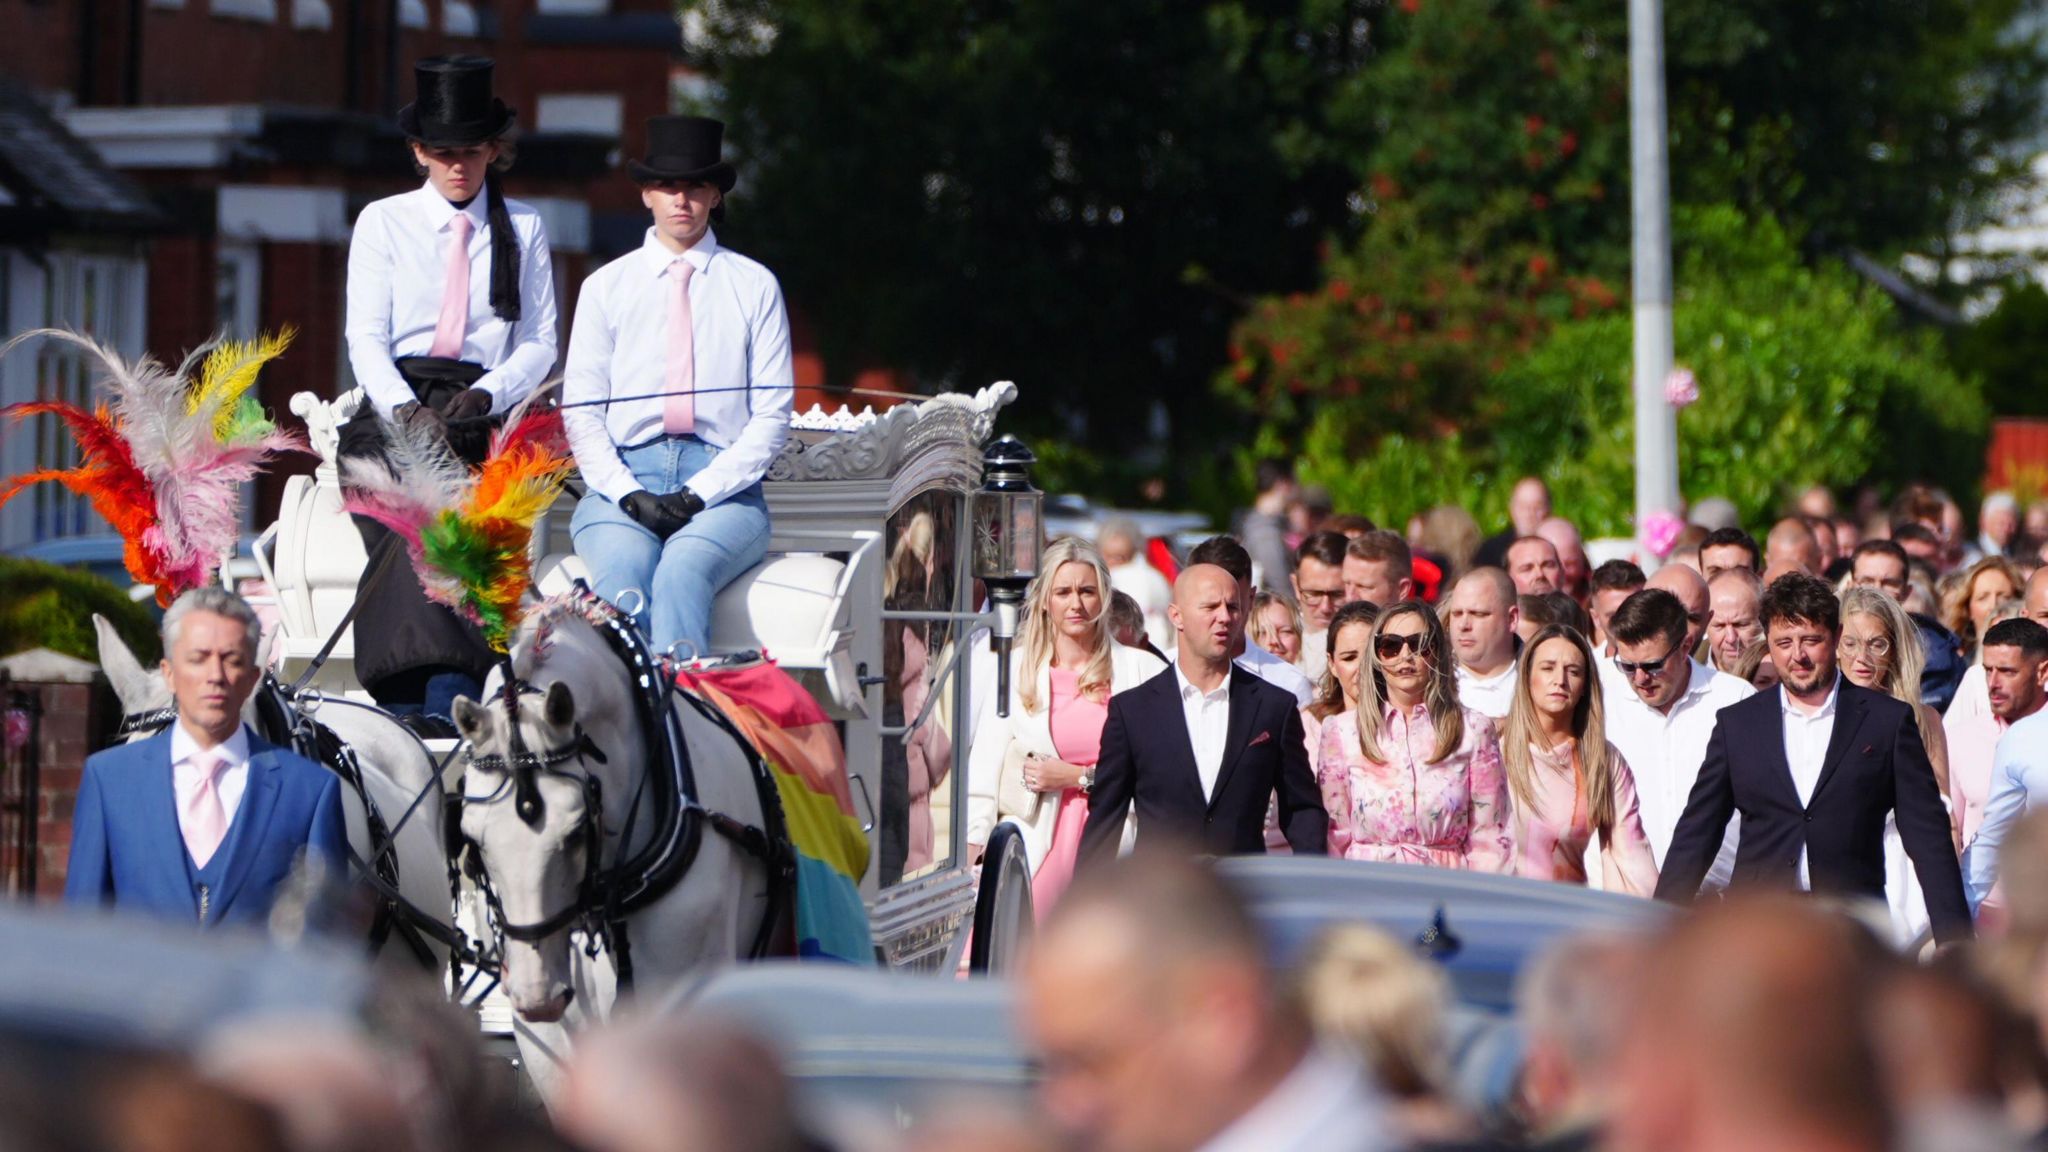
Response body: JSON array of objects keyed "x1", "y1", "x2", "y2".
[{"x1": 64, "y1": 727, "x2": 348, "y2": 928}]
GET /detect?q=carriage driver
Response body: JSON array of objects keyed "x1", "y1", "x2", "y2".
[
  {"x1": 562, "y1": 116, "x2": 793, "y2": 655},
  {"x1": 341, "y1": 55, "x2": 558, "y2": 734},
  {"x1": 66, "y1": 589, "x2": 347, "y2": 928}
]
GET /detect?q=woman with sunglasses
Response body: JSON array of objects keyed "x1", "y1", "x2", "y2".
[
  {"x1": 1840, "y1": 585, "x2": 1960, "y2": 943},
  {"x1": 1500, "y1": 624, "x2": 1658, "y2": 894},
  {"x1": 1316, "y1": 601, "x2": 1513, "y2": 870}
]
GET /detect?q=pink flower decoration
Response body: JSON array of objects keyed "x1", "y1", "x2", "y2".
[
  {"x1": 3, "y1": 711, "x2": 28, "y2": 753},
  {"x1": 1642, "y1": 511, "x2": 1685, "y2": 559},
  {"x1": 1664, "y1": 366, "x2": 1699, "y2": 408}
]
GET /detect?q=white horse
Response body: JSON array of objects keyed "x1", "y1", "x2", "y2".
[
  {"x1": 93, "y1": 616, "x2": 456, "y2": 973},
  {"x1": 451, "y1": 592, "x2": 783, "y2": 1100}
]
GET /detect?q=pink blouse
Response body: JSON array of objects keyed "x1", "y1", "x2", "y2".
[
  {"x1": 1316, "y1": 704, "x2": 1513, "y2": 872},
  {"x1": 1509, "y1": 740, "x2": 1660, "y2": 897},
  {"x1": 1049, "y1": 667, "x2": 1108, "y2": 767}
]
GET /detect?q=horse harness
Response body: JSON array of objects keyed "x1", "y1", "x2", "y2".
[{"x1": 457, "y1": 585, "x2": 792, "y2": 991}]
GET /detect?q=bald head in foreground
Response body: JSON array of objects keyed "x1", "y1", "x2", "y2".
[
  {"x1": 1024, "y1": 852, "x2": 1390, "y2": 1152},
  {"x1": 1076, "y1": 565, "x2": 1328, "y2": 866}
]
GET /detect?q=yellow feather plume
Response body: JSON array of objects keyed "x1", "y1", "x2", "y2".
[{"x1": 190, "y1": 328, "x2": 295, "y2": 439}]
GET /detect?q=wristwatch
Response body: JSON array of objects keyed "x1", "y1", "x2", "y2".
[{"x1": 1078, "y1": 770, "x2": 1095, "y2": 793}]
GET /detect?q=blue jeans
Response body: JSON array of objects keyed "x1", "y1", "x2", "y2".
[
  {"x1": 570, "y1": 436, "x2": 770, "y2": 656},
  {"x1": 382, "y1": 670, "x2": 483, "y2": 721}
]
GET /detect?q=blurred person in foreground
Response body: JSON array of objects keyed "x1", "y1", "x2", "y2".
[
  {"x1": 1445, "y1": 568, "x2": 1521, "y2": 720},
  {"x1": 1705, "y1": 567, "x2": 1764, "y2": 675},
  {"x1": 66, "y1": 588, "x2": 347, "y2": 926},
  {"x1": 1610, "y1": 897, "x2": 1889, "y2": 1152},
  {"x1": 1315, "y1": 600, "x2": 1512, "y2": 871},
  {"x1": 1023, "y1": 850, "x2": 1391, "y2": 1152},
  {"x1": 557, "y1": 1015, "x2": 813, "y2": 1152},
  {"x1": 1870, "y1": 960, "x2": 2032, "y2": 1152},
  {"x1": 1602, "y1": 588, "x2": 1754, "y2": 886},
  {"x1": 1293, "y1": 531, "x2": 1352, "y2": 681},
  {"x1": 1501, "y1": 625, "x2": 1658, "y2": 895},
  {"x1": 1947, "y1": 618, "x2": 2048, "y2": 853},
  {"x1": 1654, "y1": 574, "x2": 1971, "y2": 945},
  {"x1": 1587, "y1": 560, "x2": 1646, "y2": 653},
  {"x1": 1099, "y1": 517, "x2": 1174, "y2": 653},
  {"x1": 1474, "y1": 477, "x2": 1551, "y2": 571},
  {"x1": 1517, "y1": 934, "x2": 1649, "y2": 1151},
  {"x1": 1302, "y1": 924, "x2": 1476, "y2": 1147},
  {"x1": 1189, "y1": 536, "x2": 1315, "y2": 706},
  {"x1": 1079, "y1": 563, "x2": 1326, "y2": 865}
]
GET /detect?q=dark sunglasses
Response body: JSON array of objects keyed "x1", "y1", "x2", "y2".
[
  {"x1": 1614, "y1": 647, "x2": 1679, "y2": 679},
  {"x1": 1375, "y1": 633, "x2": 1429, "y2": 660}
]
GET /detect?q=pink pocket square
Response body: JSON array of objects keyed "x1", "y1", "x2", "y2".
[{"x1": 1248, "y1": 730, "x2": 1273, "y2": 748}]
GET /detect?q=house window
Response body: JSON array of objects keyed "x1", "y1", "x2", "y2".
[
  {"x1": 535, "y1": 0, "x2": 606, "y2": 14},
  {"x1": 536, "y1": 94, "x2": 622, "y2": 136},
  {"x1": 216, "y1": 243, "x2": 261, "y2": 339},
  {"x1": 291, "y1": 0, "x2": 332, "y2": 30},
  {"x1": 0, "y1": 250, "x2": 148, "y2": 552},
  {"x1": 210, "y1": 0, "x2": 279, "y2": 22}
]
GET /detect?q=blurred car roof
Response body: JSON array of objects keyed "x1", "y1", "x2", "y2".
[{"x1": 1042, "y1": 494, "x2": 1210, "y2": 546}]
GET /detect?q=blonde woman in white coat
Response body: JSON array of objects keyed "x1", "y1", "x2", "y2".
[{"x1": 968, "y1": 538, "x2": 1166, "y2": 911}]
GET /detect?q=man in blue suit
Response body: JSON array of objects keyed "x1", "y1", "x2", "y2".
[{"x1": 67, "y1": 588, "x2": 347, "y2": 927}]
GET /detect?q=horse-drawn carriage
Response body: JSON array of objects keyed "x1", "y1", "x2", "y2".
[{"x1": 244, "y1": 378, "x2": 1035, "y2": 978}]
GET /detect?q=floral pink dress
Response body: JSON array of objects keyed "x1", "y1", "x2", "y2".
[
  {"x1": 1028, "y1": 666, "x2": 1108, "y2": 914},
  {"x1": 1316, "y1": 704, "x2": 1513, "y2": 871},
  {"x1": 1509, "y1": 740, "x2": 1660, "y2": 896}
]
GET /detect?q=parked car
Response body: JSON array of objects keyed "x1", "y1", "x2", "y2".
[{"x1": 1041, "y1": 494, "x2": 1210, "y2": 550}]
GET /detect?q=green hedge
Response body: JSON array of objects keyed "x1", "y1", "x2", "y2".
[{"x1": 0, "y1": 556, "x2": 159, "y2": 665}]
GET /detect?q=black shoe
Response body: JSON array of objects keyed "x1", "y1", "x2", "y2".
[{"x1": 398, "y1": 713, "x2": 461, "y2": 741}]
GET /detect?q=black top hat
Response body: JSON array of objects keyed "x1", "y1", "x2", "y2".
[
  {"x1": 398, "y1": 56, "x2": 514, "y2": 147},
  {"x1": 628, "y1": 116, "x2": 737, "y2": 191}
]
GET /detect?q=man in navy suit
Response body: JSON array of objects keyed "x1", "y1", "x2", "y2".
[
  {"x1": 1654, "y1": 573, "x2": 1971, "y2": 944},
  {"x1": 1079, "y1": 564, "x2": 1327, "y2": 865},
  {"x1": 66, "y1": 588, "x2": 347, "y2": 928}
]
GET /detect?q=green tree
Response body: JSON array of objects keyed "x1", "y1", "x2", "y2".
[
  {"x1": 1950, "y1": 281, "x2": 2048, "y2": 418},
  {"x1": 0, "y1": 557, "x2": 158, "y2": 664}
]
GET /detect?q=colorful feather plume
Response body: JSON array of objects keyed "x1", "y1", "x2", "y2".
[
  {"x1": 0, "y1": 328, "x2": 304, "y2": 605},
  {"x1": 342, "y1": 390, "x2": 574, "y2": 651}
]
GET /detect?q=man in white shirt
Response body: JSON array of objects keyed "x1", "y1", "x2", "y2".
[
  {"x1": 1186, "y1": 536, "x2": 1314, "y2": 705},
  {"x1": 1604, "y1": 588, "x2": 1753, "y2": 885},
  {"x1": 1446, "y1": 567, "x2": 1520, "y2": 719},
  {"x1": 1024, "y1": 852, "x2": 1389, "y2": 1152},
  {"x1": 562, "y1": 116, "x2": 794, "y2": 655},
  {"x1": 339, "y1": 56, "x2": 558, "y2": 727},
  {"x1": 1290, "y1": 531, "x2": 1349, "y2": 682},
  {"x1": 1099, "y1": 517, "x2": 1174, "y2": 652}
]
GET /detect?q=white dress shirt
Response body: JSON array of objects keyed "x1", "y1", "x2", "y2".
[
  {"x1": 1781, "y1": 677, "x2": 1841, "y2": 889},
  {"x1": 562, "y1": 228, "x2": 794, "y2": 507},
  {"x1": 170, "y1": 721, "x2": 253, "y2": 840},
  {"x1": 1604, "y1": 657, "x2": 1754, "y2": 886},
  {"x1": 1176, "y1": 661, "x2": 1234, "y2": 801},
  {"x1": 1455, "y1": 662, "x2": 1517, "y2": 720},
  {"x1": 345, "y1": 183, "x2": 559, "y2": 420},
  {"x1": 1298, "y1": 630, "x2": 1328, "y2": 683},
  {"x1": 1198, "y1": 1047, "x2": 1393, "y2": 1152},
  {"x1": 1237, "y1": 638, "x2": 1314, "y2": 706}
]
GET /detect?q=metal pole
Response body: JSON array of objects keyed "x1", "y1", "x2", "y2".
[{"x1": 1630, "y1": 0, "x2": 1680, "y2": 571}]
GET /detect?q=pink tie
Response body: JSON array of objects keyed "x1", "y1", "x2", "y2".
[
  {"x1": 427, "y1": 213, "x2": 474, "y2": 359},
  {"x1": 663, "y1": 258, "x2": 696, "y2": 436},
  {"x1": 183, "y1": 750, "x2": 231, "y2": 868}
]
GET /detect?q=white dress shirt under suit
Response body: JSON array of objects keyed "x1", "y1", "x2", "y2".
[
  {"x1": 562, "y1": 228, "x2": 794, "y2": 507},
  {"x1": 1175, "y1": 661, "x2": 1234, "y2": 801},
  {"x1": 1781, "y1": 676, "x2": 1841, "y2": 889},
  {"x1": 170, "y1": 722, "x2": 252, "y2": 841},
  {"x1": 1603, "y1": 656, "x2": 1754, "y2": 888},
  {"x1": 345, "y1": 182, "x2": 558, "y2": 419}
]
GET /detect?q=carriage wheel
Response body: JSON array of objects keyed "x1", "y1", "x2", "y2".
[{"x1": 968, "y1": 822, "x2": 1034, "y2": 975}]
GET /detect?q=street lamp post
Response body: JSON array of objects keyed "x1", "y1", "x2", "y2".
[
  {"x1": 972, "y1": 435, "x2": 1044, "y2": 718},
  {"x1": 1630, "y1": 0, "x2": 1680, "y2": 571}
]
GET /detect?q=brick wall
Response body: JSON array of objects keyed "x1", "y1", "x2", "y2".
[{"x1": 3, "y1": 680, "x2": 113, "y2": 901}]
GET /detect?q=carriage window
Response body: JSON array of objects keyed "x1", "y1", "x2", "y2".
[{"x1": 878, "y1": 487, "x2": 963, "y2": 887}]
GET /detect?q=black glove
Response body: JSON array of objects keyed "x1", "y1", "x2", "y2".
[
  {"x1": 621, "y1": 490, "x2": 686, "y2": 538},
  {"x1": 444, "y1": 386, "x2": 495, "y2": 423},
  {"x1": 397, "y1": 401, "x2": 446, "y2": 439},
  {"x1": 655, "y1": 489, "x2": 706, "y2": 531}
]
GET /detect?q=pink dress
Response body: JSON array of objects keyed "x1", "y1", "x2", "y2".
[
  {"x1": 1316, "y1": 704, "x2": 1513, "y2": 872},
  {"x1": 1029, "y1": 666, "x2": 1108, "y2": 914},
  {"x1": 1509, "y1": 740, "x2": 1661, "y2": 896}
]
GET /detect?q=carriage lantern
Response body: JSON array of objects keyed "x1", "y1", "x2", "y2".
[{"x1": 973, "y1": 435, "x2": 1043, "y2": 718}]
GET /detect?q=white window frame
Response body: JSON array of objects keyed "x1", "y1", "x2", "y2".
[
  {"x1": 535, "y1": 93, "x2": 623, "y2": 137},
  {"x1": 291, "y1": 0, "x2": 333, "y2": 30},
  {"x1": 210, "y1": 0, "x2": 279, "y2": 23},
  {"x1": 0, "y1": 249, "x2": 148, "y2": 553},
  {"x1": 216, "y1": 241, "x2": 262, "y2": 340},
  {"x1": 535, "y1": 0, "x2": 606, "y2": 14}
]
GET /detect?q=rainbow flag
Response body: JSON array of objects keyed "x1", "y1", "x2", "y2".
[{"x1": 676, "y1": 662, "x2": 875, "y2": 964}]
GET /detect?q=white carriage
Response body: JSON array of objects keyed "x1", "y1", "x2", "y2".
[{"x1": 252, "y1": 380, "x2": 1031, "y2": 973}]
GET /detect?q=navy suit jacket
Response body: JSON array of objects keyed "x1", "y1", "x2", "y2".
[
  {"x1": 1079, "y1": 663, "x2": 1327, "y2": 866},
  {"x1": 1653, "y1": 680, "x2": 1972, "y2": 944},
  {"x1": 64, "y1": 727, "x2": 348, "y2": 928}
]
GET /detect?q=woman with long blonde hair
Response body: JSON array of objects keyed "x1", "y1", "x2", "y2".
[
  {"x1": 1315, "y1": 600, "x2": 1513, "y2": 870},
  {"x1": 1500, "y1": 624, "x2": 1658, "y2": 894},
  {"x1": 966, "y1": 537, "x2": 1164, "y2": 908},
  {"x1": 1941, "y1": 555, "x2": 2023, "y2": 660}
]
